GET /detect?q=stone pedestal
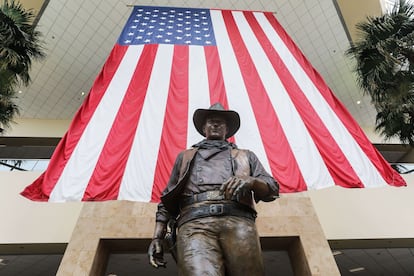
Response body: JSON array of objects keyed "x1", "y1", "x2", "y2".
[{"x1": 57, "y1": 197, "x2": 340, "y2": 275}]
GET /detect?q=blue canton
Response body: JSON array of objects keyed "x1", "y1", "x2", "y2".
[{"x1": 118, "y1": 6, "x2": 217, "y2": 46}]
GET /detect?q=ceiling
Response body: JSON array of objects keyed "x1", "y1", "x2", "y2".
[{"x1": 14, "y1": 0, "x2": 382, "y2": 128}]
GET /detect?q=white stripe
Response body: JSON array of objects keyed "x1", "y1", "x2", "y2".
[
  {"x1": 188, "y1": 46, "x2": 211, "y2": 147},
  {"x1": 210, "y1": 10, "x2": 271, "y2": 173},
  {"x1": 255, "y1": 12, "x2": 387, "y2": 187},
  {"x1": 232, "y1": 11, "x2": 334, "y2": 189},
  {"x1": 118, "y1": 45, "x2": 174, "y2": 201},
  {"x1": 49, "y1": 46, "x2": 144, "y2": 202}
]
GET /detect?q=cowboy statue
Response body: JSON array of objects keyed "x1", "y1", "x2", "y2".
[{"x1": 148, "y1": 103, "x2": 279, "y2": 275}]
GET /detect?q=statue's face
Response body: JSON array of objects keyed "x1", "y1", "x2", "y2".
[{"x1": 203, "y1": 116, "x2": 229, "y2": 140}]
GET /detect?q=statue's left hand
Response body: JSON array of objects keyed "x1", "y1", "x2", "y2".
[{"x1": 220, "y1": 176, "x2": 255, "y2": 200}]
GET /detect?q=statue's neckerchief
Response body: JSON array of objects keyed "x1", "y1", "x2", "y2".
[{"x1": 192, "y1": 139, "x2": 237, "y2": 160}]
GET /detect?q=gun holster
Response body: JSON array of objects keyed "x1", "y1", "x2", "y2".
[{"x1": 164, "y1": 219, "x2": 178, "y2": 262}]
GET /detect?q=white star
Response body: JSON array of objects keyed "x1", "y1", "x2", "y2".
[{"x1": 124, "y1": 39, "x2": 131, "y2": 43}]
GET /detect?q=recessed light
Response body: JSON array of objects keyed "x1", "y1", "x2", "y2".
[
  {"x1": 81, "y1": 91, "x2": 86, "y2": 96},
  {"x1": 0, "y1": 258, "x2": 7, "y2": 265},
  {"x1": 332, "y1": 250, "x2": 342, "y2": 256},
  {"x1": 356, "y1": 100, "x2": 361, "y2": 105},
  {"x1": 349, "y1": 267, "x2": 365, "y2": 272}
]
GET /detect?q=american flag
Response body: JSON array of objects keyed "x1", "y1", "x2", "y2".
[{"x1": 21, "y1": 6, "x2": 406, "y2": 202}]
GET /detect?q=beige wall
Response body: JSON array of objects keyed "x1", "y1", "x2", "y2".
[
  {"x1": 5, "y1": 119, "x2": 71, "y2": 137},
  {"x1": 0, "y1": 172, "x2": 82, "y2": 244},
  {"x1": 1, "y1": 171, "x2": 413, "y2": 245},
  {"x1": 336, "y1": 0, "x2": 383, "y2": 42}
]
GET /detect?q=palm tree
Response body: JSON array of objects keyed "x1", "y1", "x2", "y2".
[
  {"x1": 0, "y1": 0, "x2": 45, "y2": 131},
  {"x1": 346, "y1": 0, "x2": 414, "y2": 145}
]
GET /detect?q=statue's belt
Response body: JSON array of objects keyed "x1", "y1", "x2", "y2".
[
  {"x1": 178, "y1": 201, "x2": 257, "y2": 227},
  {"x1": 181, "y1": 190, "x2": 225, "y2": 207}
]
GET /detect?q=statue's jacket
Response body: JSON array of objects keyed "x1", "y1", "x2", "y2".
[{"x1": 156, "y1": 143, "x2": 279, "y2": 224}]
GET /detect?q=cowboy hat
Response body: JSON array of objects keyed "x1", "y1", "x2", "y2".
[{"x1": 193, "y1": 103, "x2": 240, "y2": 138}]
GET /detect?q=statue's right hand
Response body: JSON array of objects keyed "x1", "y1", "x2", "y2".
[{"x1": 148, "y1": 238, "x2": 167, "y2": 268}]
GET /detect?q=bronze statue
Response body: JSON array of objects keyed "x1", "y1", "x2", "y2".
[{"x1": 148, "y1": 103, "x2": 279, "y2": 275}]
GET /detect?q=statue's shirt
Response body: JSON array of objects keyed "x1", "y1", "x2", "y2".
[{"x1": 183, "y1": 148, "x2": 232, "y2": 195}]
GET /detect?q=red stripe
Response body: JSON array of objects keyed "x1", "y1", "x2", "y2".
[
  {"x1": 21, "y1": 45, "x2": 129, "y2": 201},
  {"x1": 151, "y1": 46, "x2": 189, "y2": 202},
  {"x1": 205, "y1": 46, "x2": 228, "y2": 105},
  {"x1": 83, "y1": 45, "x2": 159, "y2": 200},
  {"x1": 244, "y1": 12, "x2": 363, "y2": 188},
  {"x1": 204, "y1": 46, "x2": 235, "y2": 143},
  {"x1": 222, "y1": 10, "x2": 307, "y2": 192},
  {"x1": 264, "y1": 13, "x2": 405, "y2": 187}
]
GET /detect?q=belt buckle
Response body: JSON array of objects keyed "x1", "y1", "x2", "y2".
[
  {"x1": 209, "y1": 204, "x2": 224, "y2": 215},
  {"x1": 206, "y1": 190, "x2": 220, "y2": 200}
]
